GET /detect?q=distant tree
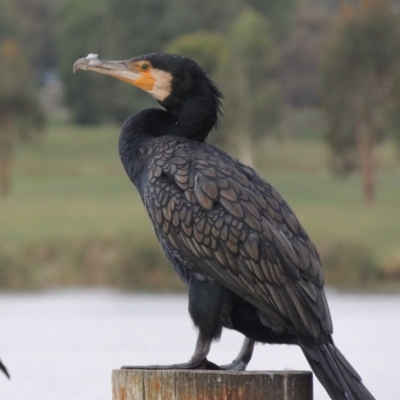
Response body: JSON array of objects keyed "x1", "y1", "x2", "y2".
[
  {"x1": 244, "y1": 0, "x2": 296, "y2": 41},
  {"x1": 11, "y1": 0, "x2": 58, "y2": 77},
  {"x1": 321, "y1": 0, "x2": 400, "y2": 204},
  {"x1": 160, "y1": 0, "x2": 242, "y2": 37},
  {"x1": 0, "y1": 3, "x2": 44, "y2": 197},
  {"x1": 281, "y1": 7, "x2": 333, "y2": 107},
  {"x1": 57, "y1": 0, "x2": 117, "y2": 124},
  {"x1": 57, "y1": 0, "x2": 241, "y2": 125},
  {"x1": 387, "y1": 54, "x2": 400, "y2": 155},
  {"x1": 220, "y1": 9, "x2": 283, "y2": 166},
  {"x1": 165, "y1": 32, "x2": 225, "y2": 76}
]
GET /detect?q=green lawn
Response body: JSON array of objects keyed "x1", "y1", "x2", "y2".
[
  {"x1": 1, "y1": 123, "x2": 399, "y2": 288},
  {"x1": 268, "y1": 172, "x2": 400, "y2": 259}
]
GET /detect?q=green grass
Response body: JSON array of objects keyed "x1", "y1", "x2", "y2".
[
  {"x1": 3, "y1": 168, "x2": 399, "y2": 256},
  {"x1": 1, "y1": 122, "x2": 399, "y2": 289},
  {"x1": 0, "y1": 175, "x2": 148, "y2": 241},
  {"x1": 16, "y1": 124, "x2": 122, "y2": 175},
  {"x1": 267, "y1": 172, "x2": 400, "y2": 259},
  {"x1": 4, "y1": 124, "x2": 144, "y2": 240},
  {"x1": 6, "y1": 123, "x2": 400, "y2": 256}
]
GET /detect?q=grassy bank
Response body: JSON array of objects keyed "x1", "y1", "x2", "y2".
[{"x1": 0, "y1": 123, "x2": 399, "y2": 290}]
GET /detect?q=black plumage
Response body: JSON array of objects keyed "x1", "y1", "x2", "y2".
[{"x1": 74, "y1": 53, "x2": 375, "y2": 400}]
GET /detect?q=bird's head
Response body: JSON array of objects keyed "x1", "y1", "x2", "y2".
[{"x1": 74, "y1": 53, "x2": 223, "y2": 138}]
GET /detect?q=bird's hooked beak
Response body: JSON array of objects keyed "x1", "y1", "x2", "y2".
[
  {"x1": 73, "y1": 54, "x2": 173, "y2": 101},
  {"x1": 73, "y1": 54, "x2": 156, "y2": 92}
]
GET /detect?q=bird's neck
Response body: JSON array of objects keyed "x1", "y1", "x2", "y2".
[
  {"x1": 163, "y1": 97, "x2": 219, "y2": 141},
  {"x1": 118, "y1": 108, "x2": 180, "y2": 187},
  {"x1": 118, "y1": 99, "x2": 219, "y2": 186}
]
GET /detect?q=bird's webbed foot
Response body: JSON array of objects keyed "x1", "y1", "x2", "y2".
[
  {"x1": 220, "y1": 337, "x2": 255, "y2": 371},
  {"x1": 121, "y1": 336, "x2": 255, "y2": 372},
  {"x1": 121, "y1": 332, "x2": 221, "y2": 370}
]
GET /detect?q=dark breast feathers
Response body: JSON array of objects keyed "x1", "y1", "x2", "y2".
[{"x1": 142, "y1": 137, "x2": 333, "y2": 340}]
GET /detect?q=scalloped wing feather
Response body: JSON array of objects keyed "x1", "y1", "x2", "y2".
[{"x1": 143, "y1": 137, "x2": 332, "y2": 338}]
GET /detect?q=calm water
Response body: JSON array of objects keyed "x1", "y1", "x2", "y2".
[{"x1": 0, "y1": 289, "x2": 398, "y2": 400}]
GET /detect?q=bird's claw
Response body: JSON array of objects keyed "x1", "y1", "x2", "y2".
[{"x1": 220, "y1": 360, "x2": 247, "y2": 371}]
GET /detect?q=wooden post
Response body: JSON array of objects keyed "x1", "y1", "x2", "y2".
[{"x1": 112, "y1": 369, "x2": 313, "y2": 400}]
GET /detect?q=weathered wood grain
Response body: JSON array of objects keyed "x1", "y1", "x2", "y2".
[{"x1": 112, "y1": 369, "x2": 313, "y2": 400}]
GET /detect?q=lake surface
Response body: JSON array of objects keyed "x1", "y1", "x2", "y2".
[{"x1": 0, "y1": 289, "x2": 398, "y2": 399}]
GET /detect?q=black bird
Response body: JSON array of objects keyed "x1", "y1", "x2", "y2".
[
  {"x1": 74, "y1": 53, "x2": 375, "y2": 400},
  {"x1": 0, "y1": 359, "x2": 9, "y2": 379}
]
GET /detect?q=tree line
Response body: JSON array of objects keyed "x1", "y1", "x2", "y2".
[{"x1": 1, "y1": 0, "x2": 400, "y2": 203}]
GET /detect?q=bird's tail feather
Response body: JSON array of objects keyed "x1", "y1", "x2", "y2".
[
  {"x1": 0, "y1": 359, "x2": 9, "y2": 379},
  {"x1": 300, "y1": 340, "x2": 374, "y2": 400}
]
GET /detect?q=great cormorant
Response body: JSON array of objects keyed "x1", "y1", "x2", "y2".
[{"x1": 74, "y1": 53, "x2": 375, "y2": 400}]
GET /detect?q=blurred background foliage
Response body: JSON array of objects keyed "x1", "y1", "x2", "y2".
[{"x1": 0, "y1": 0, "x2": 399, "y2": 291}]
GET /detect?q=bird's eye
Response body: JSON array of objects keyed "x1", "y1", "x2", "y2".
[{"x1": 141, "y1": 63, "x2": 149, "y2": 70}]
